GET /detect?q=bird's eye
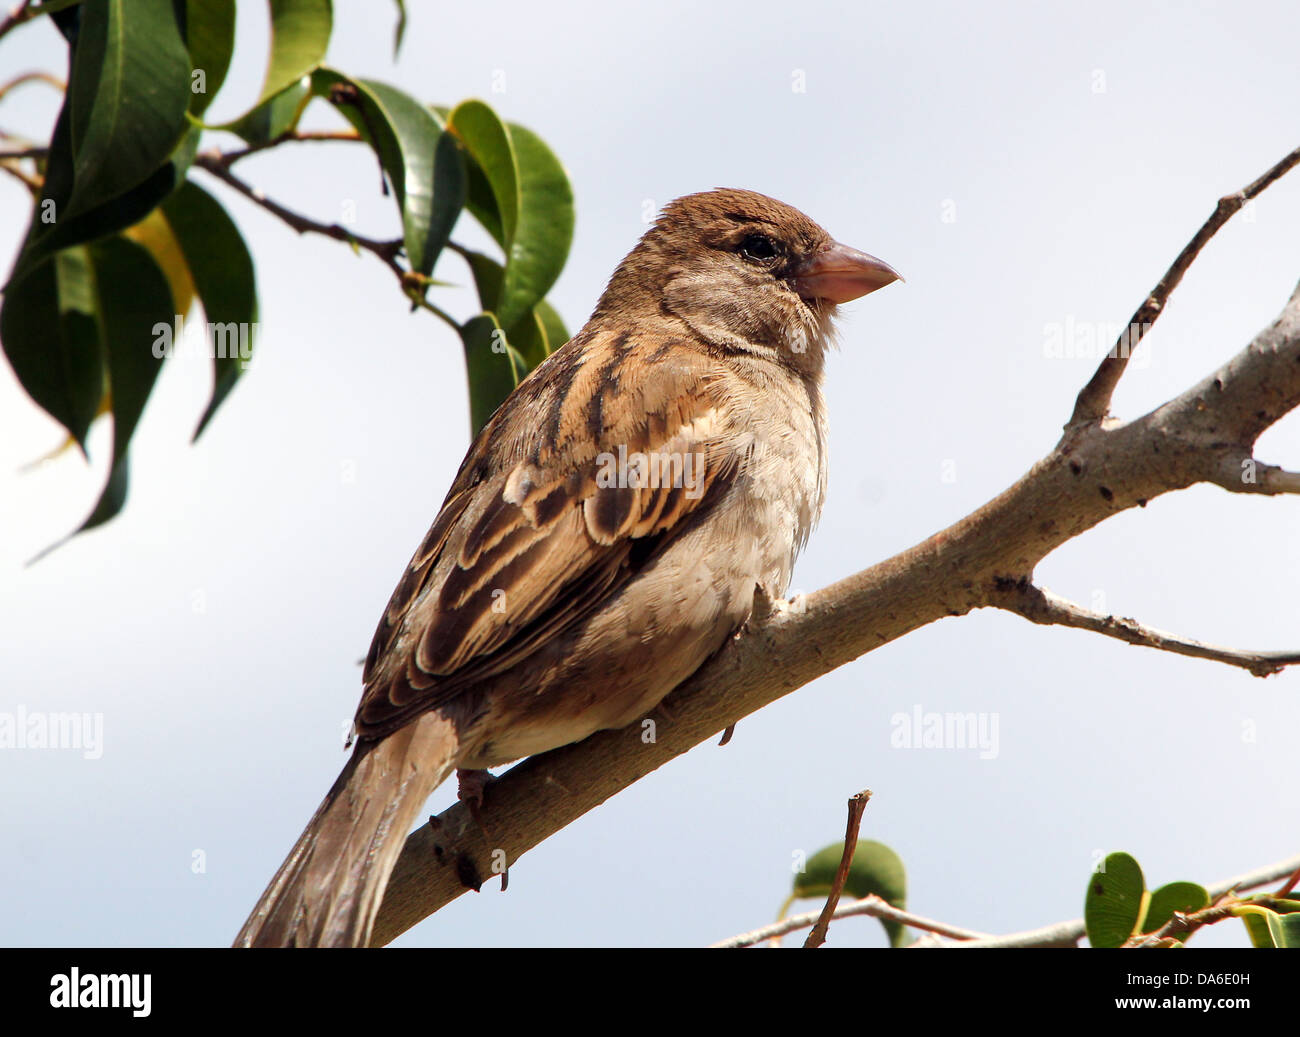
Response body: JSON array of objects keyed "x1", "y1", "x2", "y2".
[{"x1": 738, "y1": 233, "x2": 778, "y2": 262}]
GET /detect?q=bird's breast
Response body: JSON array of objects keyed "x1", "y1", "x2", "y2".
[{"x1": 725, "y1": 364, "x2": 828, "y2": 597}]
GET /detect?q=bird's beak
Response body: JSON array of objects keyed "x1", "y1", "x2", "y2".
[{"x1": 793, "y1": 241, "x2": 903, "y2": 304}]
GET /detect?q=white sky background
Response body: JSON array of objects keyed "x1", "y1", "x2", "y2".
[{"x1": 1, "y1": 0, "x2": 1298, "y2": 947}]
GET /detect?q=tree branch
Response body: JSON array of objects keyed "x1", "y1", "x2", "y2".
[
  {"x1": 1070, "y1": 143, "x2": 1300, "y2": 427},
  {"x1": 0, "y1": 157, "x2": 40, "y2": 190},
  {"x1": 1207, "y1": 456, "x2": 1300, "y2": 495},
  {"x1": 217, "y1": 129, "x2": 362, "y2": 168},
  {"x1": 373, "y1": 273, "x2": 1300, "y2": 944},
  {"x1": 0, "y1": 0, "x2": 34, "y2": 44},
  {"x1": 192, "y1": 151, "x2": 462, "y2": 332},
  {"x1": 193, "y1": 151, "x2": 405, "y2": 272},
  {"x1": 1122, "y1": 894, "x2": 1292, "y2": 948},
  {"x1": 714, "y1": 894, "x2": 990, "y2": 948},
  {"x1": 0, "y1": 0, "x2": 79, "y2": 44},
  {"x1": 368, "y1": 158, "x2": 1300, "y2": 947},
  {"x1": 803, "y1": 790, "x2": 871, "y2": 949},
  {"x1": 725, "y1": 852, "x2": 1300, "y2": 948},
  {"x1": 994, "y1": 581, "x2": 1300, "y2": 677},
  {"x1": 0, "y1": 69, "x2": 63, "y2": 102}
]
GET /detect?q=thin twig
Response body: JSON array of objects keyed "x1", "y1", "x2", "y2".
[
  {"x1": 1126, "y1": 893, "x2": 1299, "y2": 948},
  {"x1": 803, "y1": 790, "x2": 871, "y2": 948},
  {"x1": 192, "y1": 149, "x2": 463, "y2": 331},
  {"x1": 219, "y1": 129, "x2": 362, "y2": 167},
  {"x1": 0, "y1": 144, "x2": 46, "y2": 160},
  {"x1": 994, "y1": 580, "x2": 1300, "y2": 678},
  {"x1": 193, "y1": 151, "x2": 404, "y2": 270},
  {"x1": 408, "y1": 290, "x2": 462, "y2": 332},
  {"x1": 0, "y1": 0, "x2": 79, "y2": 43},
  {"x1": 1125, "y1": 905, "x2": 1233, "y2": 947},
  {"x1": 0, "y1": 0, "x2": 34, "y2": 44},
  {"x1": 715, "y1": 894, "x2": 990, "y2": 948},
  {"x1": 0, "y1": 157, "x2": 40, "y2": 190},
  {"x1": 1208, "y1": 456, "x2": 1300, "y2": 496},
  {"x1": 1069, "y1": 143, "x2": 1300, "y2": 427},
  {"x1": 0, "y1": 69, "x2": 64, "y2": 102},
  {"x1": 1210, "y1": 854, "x2": 1300, "y2": 900}
]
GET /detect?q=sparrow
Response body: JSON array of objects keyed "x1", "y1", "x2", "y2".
[{"x1": 235, "y1": 188, "x2": 900, "y2": 947}]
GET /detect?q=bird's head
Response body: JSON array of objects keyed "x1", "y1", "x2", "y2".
[{"x1": 595, "y1": 188, "x2": 901, "y2": 370}]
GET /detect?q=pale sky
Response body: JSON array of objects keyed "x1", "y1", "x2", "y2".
[{"x1": 2, "y1": 0, "x2": 1298, "y2": 947}]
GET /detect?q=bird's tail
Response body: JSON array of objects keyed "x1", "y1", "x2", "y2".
[{"x1": 234, "y1": 711, "x2": 459, "y2": 947}]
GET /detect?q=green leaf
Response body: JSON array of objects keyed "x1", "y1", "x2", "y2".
[
  {"x1": 1265, "y1": 909, "x2": 1300, "y2": 948},
  {"x1": 460, "y1": 314, "x2": 525, "y2": 436},
  {"x1": 1233, "y1": 904, "x2": 1300, "y2": 949},
  {"x1": 224, "y1": 77, "x2": 311, "y2": 145},
  {"x1": 37, "y1": 71, "x2": 77, "y2": 212},
  {"x1": 461, "y1": 154, "x2": 504, "y2": 248},
  {"x1": 391, "y1": 0, "x2": 407, "y2": 59},
  {"x1": 64, "y1": 0, "x2": 191, "y2": 218},
  {"x1": 1142, "y1": 882, "x2": 1209, "y2": 935},
  {"x1": 445, "y1": 104, "x2": 573, "y2": 332},
  {"x1": 1235, "y1": 898, "x2": 1300, "y2": 948},
  {"x1": 425, "y1": 130, "x2": 469, "y2": 279},
  {"x1": 534, "y1": 297, "x2": 571, "y2": 355},
  {"x1": 170, "y1": 124, "x2": 202, "y2": 183},
  {"x1": 0, "y1": 248, "x2": 103, "y2": 451},
  {"x1": 75, "y1": 236, "x2": 174, "y2": 532},
  {"x1": 1085, "y1": 852, "x2": 1147, "y2": 948},
  {"x1": 505, "y1": 309, "x2": 551, "y2": 371},
  {"x1": 448, "y1": 100, "x2": 517, "y2": 250},
  {"x1": 459, "y1": 247, "x2": 504, "y2": 311},
  {"x1": 27, "y1": 234, "x2": 175, "y2": 559},
  {"x1": 457, "y1": 248, "x2": 568, "y2": 371},
  {"x1": 159, "y1": 181, "x2": 259, "y2": 439},
  {"x1": 8, "y1": 20, "x2": 198, "y2": 289},
  {"x1": 497, "y1": 121, "x2": 573, "y2": 332},
  {"x1": 430, "y1": 106, "x2": 503, "y2": 247},
  {"x1": 124, "y1": 209, "x2": 197, "y2": 319},
  {"x1": 184, "y1": 0, "x2": 236, "y2": 116},
  {"x1": 90, "y1": 239, "x2": 170, "y2": 451},
  {"x1": 11, "y1": 128, "x2": 199, "y2": 284},
  {"x1": 73, "y1": 456, "x2": 132, "y2": 538},
  {"x1": 254, "y1": 0, "x2": 331, "y2": 110},
  {"x1": 314, "y1": 70, "x2": 466, "y2": 281},
  {"x1": 793, "y1": 840, "x2": 908, "y2": 947},
  {"x1": 1239, "y1": 909, "x2": 1274, "y2": 948}
]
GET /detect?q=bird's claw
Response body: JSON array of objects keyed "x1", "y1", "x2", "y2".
[{"x1": 456, "y1": 768, "x2": 496, "y2": 838}]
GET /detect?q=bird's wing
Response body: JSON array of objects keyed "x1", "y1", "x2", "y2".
[{"x1": 356, "y1": 327, "x2": 749, "y2": 737}]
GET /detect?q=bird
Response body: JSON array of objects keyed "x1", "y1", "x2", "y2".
[{"x1": 234, "y1": 188, "x2": 901, "y2": 947}]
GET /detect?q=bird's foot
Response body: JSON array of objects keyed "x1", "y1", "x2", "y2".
[
  {"x1": 456, "y1": 768, "x2": 495, "y2": 835},
  {"x1": 746, "y1": 585, "x2": 806, "y2": 632},
  {"x1": 772, "y1": 591, "x2": 808, "y2": 616}
]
